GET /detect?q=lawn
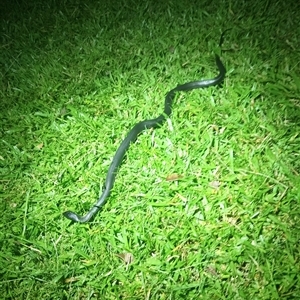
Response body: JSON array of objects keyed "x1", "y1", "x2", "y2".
[{"x1": 1, "y1": 0, "x2": 299, "y2": 298}]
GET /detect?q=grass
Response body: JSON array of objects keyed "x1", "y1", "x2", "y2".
[{"x1": 1, "y1": 0, "x2": 300, "y2": 298}]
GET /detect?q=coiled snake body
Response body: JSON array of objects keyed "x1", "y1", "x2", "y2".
[{"x1": 64, "y1": 33, "x2": 227, "y2": 223}]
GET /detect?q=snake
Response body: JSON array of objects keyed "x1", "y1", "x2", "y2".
[{"x1": 63, "y1": 32, "x2": 228, "y2": 223}]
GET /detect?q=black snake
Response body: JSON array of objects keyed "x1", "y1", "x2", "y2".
[{"x1": 63, "y1": 32, "x2": 228, "y2": 223}]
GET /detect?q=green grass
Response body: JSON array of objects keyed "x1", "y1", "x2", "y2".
[{"x1": 1, "y1": 0, "x2": 300, "y2": 298}]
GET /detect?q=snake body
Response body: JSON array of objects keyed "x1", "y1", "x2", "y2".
[{"x1": 63, "y1": 34, "x2": 227, "y2": 223}]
